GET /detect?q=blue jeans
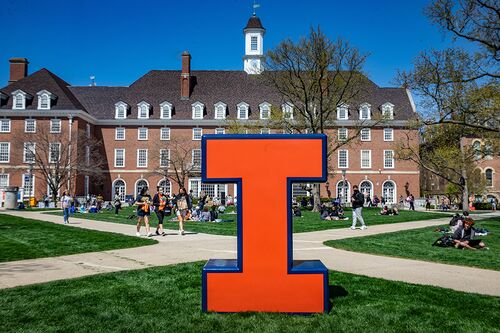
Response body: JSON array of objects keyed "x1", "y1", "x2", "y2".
[{"x1": 63, "y1": 207, "x2": 70, "y2": 223}]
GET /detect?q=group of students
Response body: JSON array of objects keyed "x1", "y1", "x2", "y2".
[{"x1": 448, "y1": 212, "x2": 487, "y2": 250}]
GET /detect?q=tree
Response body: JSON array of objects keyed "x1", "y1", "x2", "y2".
[
  {"x1": 229, "y1": 27, "x2": 386, "y2": 211},
  {"x1": 14, "y1": 123, "x2": 105, "y2": 202}
]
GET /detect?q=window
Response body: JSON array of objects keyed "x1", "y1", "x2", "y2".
[
  {"x1": 360, "y1": 128, "x2": 371, "y2": 141},
  {"x1": 160, "y1": 127, "x2": 171, "y2": 140},
  {"x1": 215, "y1": 128, "x2": 225, "y2": 135},
  {"x1": 115, "y1": 127, "x2": 125, "y2": 140},
  {"x1": 337, "y1": 105, "x2": 348, "y2": 120},
  {"x1": 338, "y1": 150, "x2": 348, "y2": 168},
  {"x1": 50, "y1": 119, "x2": 61, "y2": 133},
  {"x1": 49, "y1": 143, "x2": 60, "y2": 163},
  {"x1": 260, "y1": 103, "x2": 271, "y2": 119},
  {"x1": 192, "y1": 149, "x2": 201, "y2": 167},
  {"x1": 138, "y1": 102, "x2": 149, "y2": 119},
  {"x1": 85, "y1": 146, "x2": 90, "y2": 166},
  {"x1": 251, "y1": 36, "x2": 258, "y2": 51},
  {"x1": 0, "y1": 142, "x2": 10, "y2": 163},
  {"x1": 13, "y1": 91, "x2": 26, "y2": 110},
  {"x1": 382, "y1": 181, "x2": 396, "y2": 204},
  {"x1": 360, "y1": 103, "x2": 371, "y2": 120},
  {"x1": 38, "y1": 93, "x2": 50, "y2": 109},
  {"x1": 338, "y1": 128, "x2": 348, "y2": 141},
  {"x1": 192, "y1": 102, "x2": 204, "y2": 119},
  {"x1": 158, "y1": 179, "x2": 171, "y2": 196},
  {"x1": 114, "y1": 149, "x2": 125, "y2": 167},
  {"x1": 473, "y1": 140, "x2": 481, "y2": 159},
  {"x1": 360, "y1": 181, "x2": 373, "y2": 199},
  {"x1": 237, "y1": 102, "x2": 249, "y2": 119},
  {"x1": 261, "y1": 128, "x2": 270, "y2": 134},
  {"x1": 86, "y1": 124, "x2": 91, "y2": 138},
  {"x1": 135, "y1": 179, "x2": 149, "y2": 197},
  {"x1": 282, "y1": 103, "x2": 293, "y2": 119},
  {"x1": 160, "y1": 102, "x2": 172, "y2": 119},
  {"x1": 138, "y1": 127, "x2": 148, "y2": 140},
  {"x1": 84, "y1": 176, "x2": 89, "y2": 197},
  {"x1": 484, "y1": 142, "x2": 493, "y2": 157},
  {"x1": 115, "y1": 102, "x2": 127, "y2": 119},
  {"x1": 0, "y1": 119, "x2": 10, "y2": 133},
  {"x1": 25, "y1": 119, "x2": 36, "y2": 133},
  {"x1": 485, "y1": 169, "x2": 493, "y2": 187},
  {"x1": 193, "y1": 128, "x2": 202, "y2": 140},
  {"x1": 381, "y1": 103, "x2": 394, "y2": 119},
  {"x1": 384, "y1": 150, "x2": 394, "y2": 168},
  {"x1": 0, "y1": 174, "x2": 9, "y2": 189},
  {"x1": 361, "y1": 150, "x2": 371, "y2": 168},
  {"x1": 336, "y1": 180, "x2": 351, "y2": 203},
  {"x1": 23, "y1": 142, "x2": 35, "y2": 163},
  {"x1": 113, "y1": 179, "x2": 126, "y2": 201},
  {"x1": 214, "y1": 102, "x2": 226, "y2": 119},
  {"x1": 384, "y1": 128, "x2": 394, "y2": 141},
  {"x1": 22, "y1": 174, "x2": 34, "y2": 198},
  {"x1": 137, "y1": 149, "x2": 148, "y2": 168},
  {"x1": 160, "y1": 149, "x2": 170, "y2": 168}
]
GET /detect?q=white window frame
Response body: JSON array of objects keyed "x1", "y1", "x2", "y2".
[
  {"x1": 12, "y1": 90, "x2": 27, "y2": 110},
  {"x1": 360, "y1": 128, "x2": 371, "y2": 141},
  {"x1": 381, "y1": 102, "x2": 394, "y2": 119},
  {"x1": 137, "y1": 101, "x2": 150, "y2": 119},
  {"x1": 215, "y1": 128, "x2": 225, "y2": 135},
  {"x1": 50, "y1": 119, "x2": 61, "y2": 133},
  {"x1": 114, "y1": 149, "x2": 125, "y2": 168},
  {"x1": 237, "y1": 102, "x2": 249, "y2": 120},
  {"x1": 25, "y1": 119, "x2": 36, "y2": 133},
  {"x1": 115, "y1": 102, "x2": 128, "y2": 119},
  {"x1": 0, "y1": 119, "x2": 11, "y2": 133},
  {"x1": 0, "y1": 142, "x2": 10, "y2": 163},
  {"x1": 338, "y1": 128, "x2": 348, "y2": 141},
  {"x1": 137, "y1": 127, "x2": 148, "y2": 140},
  {"x1": 384, "y1": 128, "x2": 394, "y2": 141},
  {"x1": 160, "y1": 101, "x2": 172, "y2": 119},
  {"x1": 384, "y1": 150, "x2": 395, "y2": 169},
  {"x1": 282, "y1": 103, "x2": 293, "y2": 119},
  {"x1": 37, "y1": 90, "x2": 53, "y2": 110},
  {"x1": 160, "y1": 127, "x2": 171, "y2": 141},
  {"x1": 337, "y1": 105, "x2": 349, "y2": 120},
  {"x1": 23, "y1": 142, "x2": 36, "y2": 164},
  {"x1": 0, "y1": 173, "x2": 9, "y2": 189},
  {"x1": 192, "y1": 102, "x2": 204, "y2": 119},
  {"x1": 359, "y1": 103, "x2": 371, "y2": 120},
  {"x1": 115, "y1": 127, "x2": 125, "y2": 140},
  {"x1": 259, "y1": 102, "x2": 271, "y2": 120},
  {"x1": 22, "y1": 173, "x2": 35, "y2": 198},
  {"x1": 192, "y1": 128, "x2": 203, "y2": 140},
  {"x1": 49, "y1": 142, "x2": 61, "y2": 163},
  {"x1": 137, "y1": 149, "x2": 148, "y2": 168},
  {"x1": 360, "y1": 150, "x2": 371, "y2": 169},
  {"x1": 160, "y1": 149, "x2": 170, "y2": 168},
  {"x1": 251, "y1": 36, "x2": 258, "y2": 51},
  {"x1": 192, "y1": 149, "x2": 201, "y2": 167},
  {"x1": 338, "y1": 149, "x2": 348, "y2": 169},
  {"x1": 214, "y1": 102, "x2": 226, "y2": 120}
]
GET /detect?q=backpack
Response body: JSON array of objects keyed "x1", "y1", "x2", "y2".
[{"x1": 432, "y1": 235, "x2": 455, "y2": 247}]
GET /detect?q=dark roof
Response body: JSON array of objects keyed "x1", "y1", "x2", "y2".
[
  {"x1": 0, "y1": 68, "x2": 85, "y2": 111},
  {"x1": 244, "y1": 15, "x2": 265, "y2": 30}
]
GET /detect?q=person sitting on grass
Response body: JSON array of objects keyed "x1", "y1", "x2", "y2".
[
  {"x1": 380, "y1": 205, "x2": 399, "y2": 216},
  {"x1": 320, "y1": 204, "x2": 333, "y2": 221},
  {"x1": 330, "y1": 205, "x2": 347, "y2": 220},
  {"x1": 292, "y1": 205, "x2": 302, "y2": 217},
  {"x1": 200, "y1": 207, "x2": 211, "y2": 222},
  {"x1": 452, "y1": 218, "x2": 486, "y2": 250},
  {"x1": 449, "y1": 211, "x2": 469, "y2": 233}
]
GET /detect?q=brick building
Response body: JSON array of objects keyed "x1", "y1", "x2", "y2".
[{"x1": 0, "y1": 15, "x2": 420, "y2": 204}]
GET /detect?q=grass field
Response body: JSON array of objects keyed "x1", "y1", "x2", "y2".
[
  {"x1": 48, "y1": 206, "x2": 451, "y2": 236},
  {"x1": 325, "y1": 217, "x2": 500, "y2": 271},
  {"x1": 0, "y1": 261, "x2": 498, "y2": 333},
  {"x1": 0, "y1": 214, "x2": 157, "y2": 262}
]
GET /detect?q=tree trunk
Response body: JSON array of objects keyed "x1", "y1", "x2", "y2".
[
  {"x1": 460, "y1": 138, "x2": 469, "y2": 212},
  {"x1": 311, "y1": 183, "x2": 322, "y2": 212}
]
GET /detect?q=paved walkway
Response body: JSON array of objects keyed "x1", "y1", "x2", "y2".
[{"x1": 0, "y1": 210, "x2": 499, "y2": 297}]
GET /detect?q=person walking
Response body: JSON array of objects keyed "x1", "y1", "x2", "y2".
[
  {"x1": 113, "y1": 191, "x2": 122, "y2": 215},
  {"x1": 153, "y1": 186, "x2": 170, "y2": 236},
  {"x1": 135, "y1": 187, "x2": 152, "y2": 237},
  {"x1": 60, "y1": 191, "x2": 72, "y2": 224},
  {"x1": 350, "y1": 185, "x2": 366, "y2": 230},
  {"x1": 409, "y1": 194, "x2": 415, "y2": 211},
  {"x1": 174, "y1": 187, "x2": 191, "y2": 236}
]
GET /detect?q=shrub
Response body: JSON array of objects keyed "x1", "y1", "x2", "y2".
[{"x1": 473, "y1": 202, "x2": 492, "y2": 210}]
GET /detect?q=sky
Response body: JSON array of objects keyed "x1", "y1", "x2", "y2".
[{"x1": 0, "y1": 0, "x2": 455, "y2": 88}]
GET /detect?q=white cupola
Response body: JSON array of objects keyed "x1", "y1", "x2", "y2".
[{"x1": 243, "y1": 14, "x2": 265, "y2": 74}]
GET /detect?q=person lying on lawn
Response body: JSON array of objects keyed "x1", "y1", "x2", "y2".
[{"x1": 452, "y1": 218, "x2": 486, "y2": 250}]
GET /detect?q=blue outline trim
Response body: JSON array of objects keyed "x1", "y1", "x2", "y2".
[{"x1": 201, "y1": 134, "x2": 329, "y2": 313}]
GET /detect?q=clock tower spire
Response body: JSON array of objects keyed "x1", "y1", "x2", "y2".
[{"x1": 243, "y1": 14, "x2": 265, "y2": 74}]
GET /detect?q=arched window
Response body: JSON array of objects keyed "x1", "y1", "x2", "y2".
[
  {"x1": 259, "y1": 102, "x2": 271, "y2": 119},
  {"x1": 359, "y1": 180, "x2": 373, "y2": 200},
  {"x1": 359, "y1": 103, "x2": 371, "y2": 120},
  {"x1": 473, "y1": 141, "x2": 481, "y2": 159},
  {"x1": 237, "y1": 102, "x2": 249, "y2": 119},
  {"x1": 382, "y1": 181, "x2": 397, "y2": 204},
  {"x1": 135, "y1": 179, "x2": 149, "y2": 197},
  {"x1": 158, "y1": 179, "x2": 172, "y2": 196},
  {"x1": 336, "y1": 180, "x2": 351, "y2": 204},
  {"x1": 160, "y1": 101, "x2": 172, "y2": 119},
  {"x1": 485, "y1": 169, "x2": 493, "y2": 187},
  {"x1": 113, "y1": 179, "x2": 126, "y2": 201}
]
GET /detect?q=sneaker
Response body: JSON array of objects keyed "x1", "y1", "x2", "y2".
[
  {"x1": 179, "y1": 230, "x2": 185, "y2": 236},
  {"x1": 350, "y1": 226, "x2": 356, "y2": 230},
  {"x1": 136, "y1": 232, "x2": 141, "y2": 237},
  {"x1": 147, "y1": 233, "x2": 153, "y2": 237},
  {"x1": 361, "y1": 226, "x2": 367, "y2": 230},
  {"x1": 161, "y1": 232, "x2": 167, "y2": 236},
  {"x1": 155, "y1": 230, "x2": 160, "y2": 236}
]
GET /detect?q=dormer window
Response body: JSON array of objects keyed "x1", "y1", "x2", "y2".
[
  {"x1": 115, "y1": 102, "x2": 128, "y2": 119},
  {"x1": 359, "y1": 103, "x2": 371, "y2": 120},
  {"x1": 381, "y1": 102, "x2": 394, "y2": 119},
  {"x1": 12, "y1": 90, "x2": 28, "y2": 110},
  {"x1": 282, "y1": 103, "x2": 293, "y2": 119},
  {"x1": 137, "y1": 101, "x2": 150, "y2": 119},
  {"x1": 214, "y1": 102, "x2": 227, "y2": 119},
  {"x1": 337, "y1": 105, "x2": 348, "y2": 120},
  {"x1": 37, "y1": 90, "x2": 55, "y2": 110},
  {"x1": 237, "y1": 102, "x2": 249, "y2": 120},
  {"x1": 192, "y1": 102, "x2": 204, "y2": 119},
  {"x1": 160, "y1": 101, "x2": 172, "y2": 119},
  {"x1": 259, "y1": 102, "x2": 271, "y2": 119}
]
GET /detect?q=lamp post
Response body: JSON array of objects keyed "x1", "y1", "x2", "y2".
[{"x1": 28, "y1": 163, "x2": 33, "y2": 207}]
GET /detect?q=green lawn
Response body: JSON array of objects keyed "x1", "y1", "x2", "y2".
[
  {"x1": 325, "y1": 217, "x2": 500, "y2": 271},
  {"x1": 48, "y1": 206, "x2": 450, "y2": 236},
  {"x1": 0, "y1": 214, "x2": 157, "y2": 263},
  {"x1": 0, "y1": 262, "x2": 498, "y2": 333}
]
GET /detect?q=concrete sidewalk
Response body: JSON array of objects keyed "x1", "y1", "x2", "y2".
[{"x1": 0, "y1": 209, "x2": 499, "y2": 297}]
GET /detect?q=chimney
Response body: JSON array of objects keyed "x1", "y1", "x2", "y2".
[
  {"x1": 180, "y1": 51, "x2": 191, "y2": 100},
  {"x1": 9, "y1": 58, "x2": 29, "y2": 83}
]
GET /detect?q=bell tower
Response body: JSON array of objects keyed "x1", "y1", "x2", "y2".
[{"x1": 243, "y1": 14, "x2": 265, "y2": 74}]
